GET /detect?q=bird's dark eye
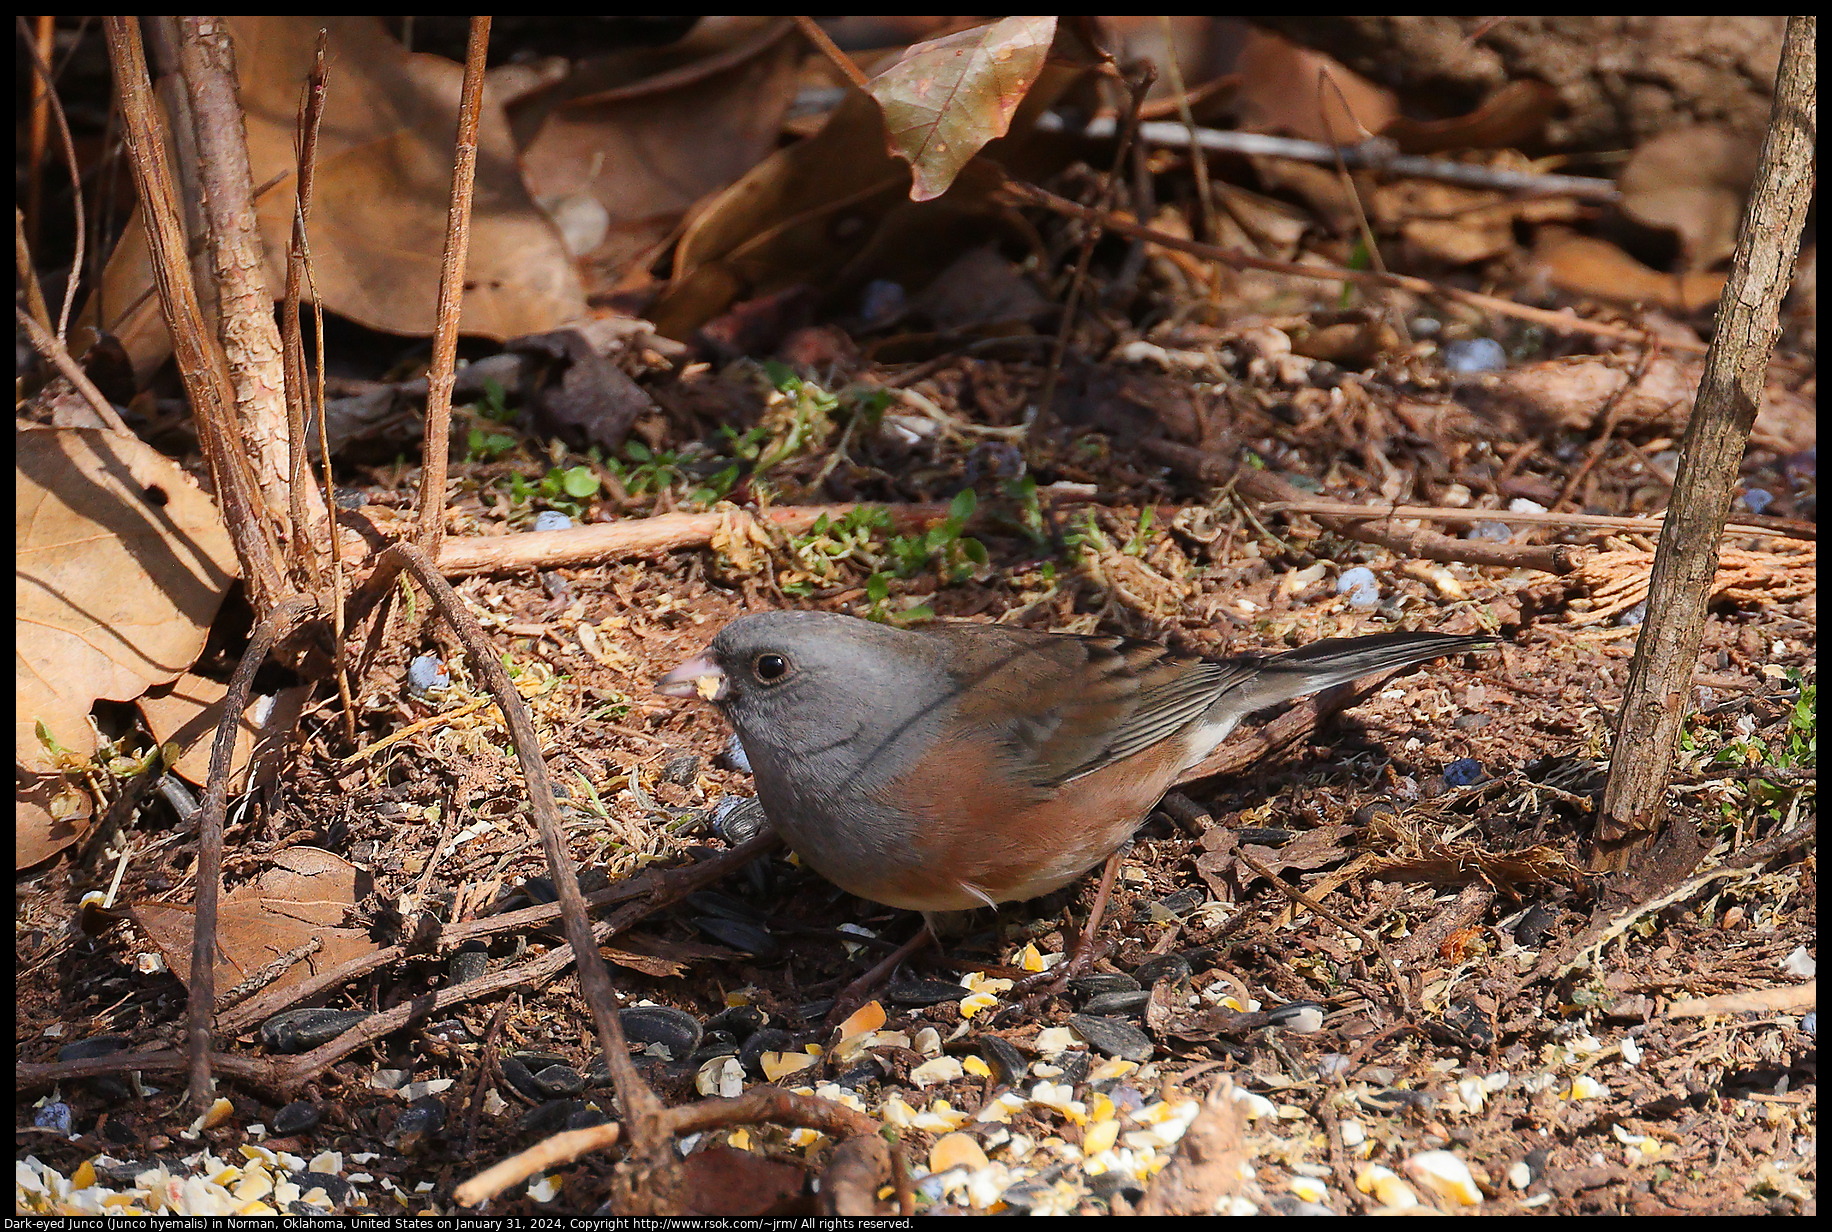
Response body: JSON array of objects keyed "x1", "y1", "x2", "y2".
[{"x1": 753, "y1": 653, "x2": 791, "y2": 683}]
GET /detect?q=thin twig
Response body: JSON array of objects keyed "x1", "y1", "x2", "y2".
[
  {"x1": 1316, "y1": 65, "x2": 1411, "y2": 348},
  {"x1": 15, "y1": 207, "x2": 52, "y2": 333},
  {"x1": 89, "y1": 59, "x2": 121, "y2": 331},
  {"x1": 460, "y1": 999, "x2": 515, "y2": 1155},
  {"x1": 16, "y1": 14, "x2": 87, "y2": 343},
  {"x1": 1553, "y1": 336, "x2": 1661, "y2": 511},
  {"x1": 184, "y1": 593, "x2": 317, "y2": 1109},
  {"x1": 279, "y1": 29, "x2": 328, "y2": 591},
  {"x1": 416, "y1": 16, "x2": 490, "y2": 560},
  {"x1": 1155, "y1": 17, "x2": 1220, "y2": 249},
  {"x1": 362, "y1": 542, "x2": 662, "y2": 1139},
  {"x1": 457, "y1": 1121, "x2": 623, "y2": 1206},
  {"x1": 19, "y1": 1050, "x2": 279, "y2": 1090},
  {"x1": 1141, "y1": 436, "x2": 1591, "y2": 574},
  {"x1": 427, "y1": 501, "x2": 955, "y2": 578},
  {"x1": 291, "y1": 31, "x2": 355, "y2": 743},
  {"x1": 1111, "y1": 126, "x2": 1156, "y2": 298},
  {"x1": 1042, "y1": 113, "x2": 1623, "y2": 202},
  {"x1": 1252, "y1": 496, "x2": 1809, "y2": 543},
  {"x1": 15, "y1": 305, "x2": 129, "y2": 433},
  {"x1": 791, "y1": 15, "x2": 869, "y2": 90},
  {"x1": 24, "y1": 15, "x2": 54, "y2": 252}
]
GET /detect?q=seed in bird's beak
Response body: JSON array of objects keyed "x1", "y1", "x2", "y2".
[{"x1": 656, "y1": 652, "x2": 728, "y2": 701}]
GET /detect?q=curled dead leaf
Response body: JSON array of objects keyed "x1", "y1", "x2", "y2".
[
  {"x1": 16, "y1": 428, "x2": 236, "y2": 771},
  {"x1": 85, "y1": 16, "x2": 585, "y2": 380},
  {"x1": 868, "y1": 16, "x2": 1056, "y2": 202}
]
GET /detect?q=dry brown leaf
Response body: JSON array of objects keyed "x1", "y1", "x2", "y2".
[
  {"x1": 601, "y1": 946, "x2": 688, "y2": 979},
  {"x1": 602, "y1": 930, "x2": 742, "y2": 978},
  {"x1": 1240, "y1": 824, "x2": 1355, "y2": 884},
  {"x1": 15, "y1": 427, "x2": 237, "y2": 771},
  {"x1": 651, "y1": 26, "x2": 1100, "y2": 339},
  {"x1": 1382, "y1": 79, "x2": 1559, "y2": 154},
  {"x1": 1288, "y1": 311, "x2": 1403, "y2": 365},
  {"x1": 1668, "y1": 982, "x2": 1816, "y2": 1019},
  {"x1": 1101, "y1": 16, "x2": 1239, "y2": 122},
  {"x1": 1532, "y1": 230, "x2": 1728, "y2": 314},
  {"x1": 908, "y1": 244, "x2": 1051, "y2": 330},
  {"x1": 137, "y1": 674, "x2": 311, "y2": 793},
  {"x1": 17, "y1": 770, "x2": 94, "y2": 870},
  {"x1": 868, "y1": 16, "x2": 1056, "y2": 202},
  {"x1": 507, "y1": 326, "x2": 660, "y2": 452},
  {"x1": 1620, "y1": 124, "x2": 1762, "y2": 271},
  {"x1": 1245, "y1": 156, "x2": 1366, "y2": 238},
  {"x1": 1375, "y1": 175, "x2": 1579, "y2": 266},
  {"x1": 87, "y1": 16, "x2": 585, "y2": 381},
  {"x1": 131, "y1": 846, "x2": 377, "y2": 1000},
  {"x1": 651, "y1": 91, "x2": 912, "y2": 338},
  {"x1": 1231, "y1": 27, "x2": 1396, "y2": 145},
  {"x1": 513, "y1": 17, "x2": 801, "y2": 295},
  {"x1": 1209, "y1": 183, "x2": 1310, "y2": 253},
  {"x1": 813, "y1": 17, "x2": 962, "y2": 48}
]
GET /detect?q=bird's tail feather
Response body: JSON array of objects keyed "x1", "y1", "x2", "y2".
[{"x1": 1227, "y1": 631, "x2": 1492, "y2": 713}]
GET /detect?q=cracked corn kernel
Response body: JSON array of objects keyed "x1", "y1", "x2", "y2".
[
  {"x1": 1356, "y1": 1163, "x2": 1419, "y2": 1209},
  {"x1": 1290, "y1": 1175, "x2": 1329, "y2": 1203},
  {"x1": 834, "y1": 999, "x2": 886, "y2": 1040},
  {"x1": 960, "y1": 992, "x2": 999, "y2": 1018},
  {"x1": 929, "y1": 1133, "x2": 990, "y2": 1174},
  {"x1": 974, "y1": 1092, "x2": 1025, "y2": 1124},
  {"x1": 1404, "y1": 1151, "x2": 1482, "y2": 1206},
  {"x1": 911, "y1": 1056, "x2": 965, "y2": 1087},
  {"x1": 910, "y1": 1100, "x2": 970, "y2": 1132},
  {"x1": 760, "y1": 1050, "x2": 820, "y2": 1081}
]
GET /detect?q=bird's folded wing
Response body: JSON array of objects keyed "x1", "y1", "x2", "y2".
[
  {"x1": 934, "y1": 626, "x2": 1491, "y2": 790},
  {"x1": 935, "y1": 626, "x2": 1232, "y2": 788}
]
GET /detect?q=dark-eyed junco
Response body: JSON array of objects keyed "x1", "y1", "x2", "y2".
[{"x1": 657, "y1": 611, "x2": 1492, "y2": 915}]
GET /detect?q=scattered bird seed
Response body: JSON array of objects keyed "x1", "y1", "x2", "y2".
[
  {"x1": 1068, "y1": 1015, "x2": 1154, "y2": 1062},
  {"x1": 711, "y1": 795, "x2": 766, "y2": 842},
  {"x1": 1082, "y1": 990, "x2": 1152, "y2": 1016},
  {"x1": 619, "y1": 1005, "x2": 704, "y2": 1059},
  {"x1": 260, "y1": 1009, "x2": 372, "y2": 1054},
  {"x1": 56, "y1": 1035, "x2": 131, "y2": 1063},
  {"x1": 1069, "y1": 972, "x2": 1140, "y2": 999},
  {"x1": 887, "y1": 979, "x2": 967, "y2": 1007},
  {"x1": 270, "y1": 1100, "x2": 321, "y2": 1135}
]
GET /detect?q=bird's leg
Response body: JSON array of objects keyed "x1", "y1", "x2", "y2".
[
  {"x1": 826, "y1": 915, "x2": 937, "y2": 1027},
  {"x1": 1014, "y1": 843, "x2": 1129, "y2": 996}
]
